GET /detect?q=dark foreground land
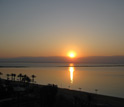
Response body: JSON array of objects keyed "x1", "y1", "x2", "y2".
[{"x1": 0, "y1": 79, "x2": 124, "y2": 107}]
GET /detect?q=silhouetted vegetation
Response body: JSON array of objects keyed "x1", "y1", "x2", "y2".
[
  {"x1": 0, "y1": 72, "x2": 124, "y2": 107},
  {"x1": 31, "y1": 75, "x2": 36, "y2": 83},
  {"x1": 6, "y1": 74, "x2": 10, "y2": 80},
  {"x1": 0, "y1": 72, "x2": 3, "y2": 79},
  {"x1": 18, "y1": 73, "x2": 23, "y2": 81}
]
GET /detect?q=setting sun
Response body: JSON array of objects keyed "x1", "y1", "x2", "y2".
[
  {"x1": 68, "y1": 52, "x2": 76, "y2": 58},
  {"x1": 70, "y1": 53, "x2": 75, "y2": 58}
]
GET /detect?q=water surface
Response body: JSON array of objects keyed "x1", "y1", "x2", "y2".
[{"x1": 0, "y1": 63, "x2": 124, "y2": 98}]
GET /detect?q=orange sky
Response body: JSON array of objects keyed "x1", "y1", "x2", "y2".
[{"x1": 0, "y1": 0, "x2": 124, "y2": 58}]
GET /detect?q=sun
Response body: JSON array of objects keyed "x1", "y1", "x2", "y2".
[
  {"x1": 68, "y1": 52, "x2": 76, "y2": 58},
  {"x1": 70, "y1": 53, "x2": 75, "y2": 58}
]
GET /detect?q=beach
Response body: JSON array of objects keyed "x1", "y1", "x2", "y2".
[{"x1": 0, "y1": 79, "x2": 124, "y2": 107}]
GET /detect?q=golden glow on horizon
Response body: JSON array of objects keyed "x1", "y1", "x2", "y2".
[
  {"x1": 69, "y1": 63, "x2": 74, "y2": 84},
  {"x1": 69, "y1": 63, "x2": 74, "y2": 66}
]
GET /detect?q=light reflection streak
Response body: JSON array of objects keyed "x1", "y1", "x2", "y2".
[{"x1": 69, "y1": 63, "x2": 74, "y2": 84}]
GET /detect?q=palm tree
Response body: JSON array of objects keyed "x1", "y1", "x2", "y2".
[
  {"x1": 0, "y1": 72, "x2": 3, "y2": 79},
  {"x1": 22, "y1": 75, "x2": 31, "y2": 83},
  {"x1": 6, "y1": 74, "x2": 10, "y2": 80},
  {"x1": 95, "y1": 89, "x2": 98, "y2": 94},
  {"x1": 31, "y1": 75, "x2": 36, "y2": 83},
  {"x1": 11, "y1": 73, "x2": 14, "y2": 81},
  {"x1": 13, "y1": 74, "x2": 16, "y2": 81},
  {"x1": 25, "y1": 76, "x2": 31, "y2": 83},
  {"x1": 18, "y1": 73, "x2": 23, "y2": 81},
  {"x1": 22, "y1": 74, "x2": 27, "y2": 82}
]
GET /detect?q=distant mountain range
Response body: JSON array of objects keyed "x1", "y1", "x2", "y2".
[{"x1": 0, "y1": 56, "x2": 124, "y2": 64}]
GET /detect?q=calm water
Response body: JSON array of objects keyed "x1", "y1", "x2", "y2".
[{"x1": 0, "y1": 63, "x2": 124, "y2": 98}]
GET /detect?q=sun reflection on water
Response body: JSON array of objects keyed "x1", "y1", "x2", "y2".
[{"x1": 69, "y1": 63, "x2": 74, "y2": 84}]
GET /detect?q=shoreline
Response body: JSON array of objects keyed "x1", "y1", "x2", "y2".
[
  {"x1": 0, "y1": 79, "x2": 124, "y2": 107},
  {"x1": 0, "y1": 64, "x2": 124, "y2": 68}
]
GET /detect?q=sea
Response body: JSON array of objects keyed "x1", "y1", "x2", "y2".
[{"x1": 0, "y1": 62, "x2": 124, "y2": 98}]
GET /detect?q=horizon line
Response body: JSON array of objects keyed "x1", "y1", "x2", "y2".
[{"x1": 0, "y1": 55, "x2": 124, "y2": 59}]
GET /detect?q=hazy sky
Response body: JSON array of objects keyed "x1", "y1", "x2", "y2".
[{"x1": 0, "y1": 0, "x2": 124, "y2": 58}]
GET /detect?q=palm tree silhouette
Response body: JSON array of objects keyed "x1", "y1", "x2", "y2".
[
  {"x1": 95, "y1": 89, "x2": 98, "y2": 94},
  {"x1": 0, "y1": 72, "x2": 3, "y2": 79},
  {"x1": 22, "y1": 74, "x2": 31, "y2": 83},
  {"x1": 13, "y1": 74, "x2": 16, "y2": 81},
  {"x1": 18, "y1": 73, "x2": 23, "y2": 81},
  {"x1": 6, "y1": 74, "x2": 10, "y2": 80},
  {"x1": 25, "y1": 76, "x2": 31, "y2": 83},
  {"x1": 31, "y1": 75, "x2": 36, "y2": 83},
  {"x1": 11, "y1": 73, "x2": 14, "y2": 81},
  {"x1": 22, "y1": 74, "x2": 27, "y2": 82}
]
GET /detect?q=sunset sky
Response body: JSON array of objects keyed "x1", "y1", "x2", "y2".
[{"x1": 0, "y1": 0, "x2": 124, "y2": 58}]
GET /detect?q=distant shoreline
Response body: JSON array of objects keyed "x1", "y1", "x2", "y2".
[
  {"x1": 0, "y1": 66, "x2": 27, "y2": 68},
  {"x1": 0, "y1": 56, "x2": 124, "y2": 64},
  {"x1": 0, "y1": 64, "x2": 124, "y2": 68}
]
